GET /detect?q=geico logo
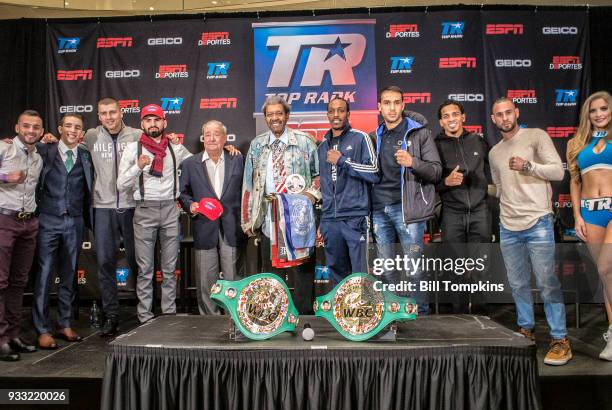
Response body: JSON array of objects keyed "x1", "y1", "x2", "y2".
[
  {"x1": 542, "y1": 26, "x2": 578, "y2": 35},
  {"x1": 147, "y1": 37, "x2": 183, "y2": 45},
  {"x1": 448, "y1": 94, "x2": 484, "y2": 102},
  {"x1": 495, "y1": 59, "x2": 532, "y2": 67},
  {"x1": 60, "y1": 105, "x2": 93, "y2": 113},
  {"x1": 105, "y1": 70, "x2": 141, "y2": 78}
]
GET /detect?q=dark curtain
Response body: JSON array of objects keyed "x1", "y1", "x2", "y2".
[
  {"x1": 589, "y1": 7, "x2": 612, "y2": 93},
  {"x1": 101, "y1": 345, "x2": 540, "y2": 410},
  {"x1": 0, "y1": 19, "x2": 47, "y2": 137}
]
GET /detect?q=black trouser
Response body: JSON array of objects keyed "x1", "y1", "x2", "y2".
[
  {"x1": 440, "y1": 207, "x2": 491, "y2": 312},
  {"x1": 259, "y1": 234, "x2": 315, "y2": 315},
  {"x1": 94, "y1": 208, "x2": 138, "y2": 319}
]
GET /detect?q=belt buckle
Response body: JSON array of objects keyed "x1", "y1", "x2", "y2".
[{"x1": 17, "y1": 211, "x2": 30, "y2": 220}]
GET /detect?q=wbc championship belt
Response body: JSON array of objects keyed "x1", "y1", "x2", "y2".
[
  {"x1": 314, "y1": 273, "x2": 418, "y2": 341},
  {"x1": 210, "y1": 273, "x2": 299, "y2": 340}
]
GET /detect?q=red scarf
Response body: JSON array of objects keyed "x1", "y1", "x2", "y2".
[{"x1": 139, "y1": 133, "x2": 168, "y2": 177}]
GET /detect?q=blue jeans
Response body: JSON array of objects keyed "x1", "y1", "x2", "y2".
[
  {"x1": 500, "y1": 213, "x2": 567, "y2": 339},
  {"x1": 373, "y1": 203, "x2": 428, "y2": 313}
]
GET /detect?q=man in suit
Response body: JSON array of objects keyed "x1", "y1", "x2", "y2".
[
  {"x1": 179, "y1": 120, "x2": 244, "y2": 314},
  {"x1": 33, "y1": 113, "x2": 93, "y2": 349}
]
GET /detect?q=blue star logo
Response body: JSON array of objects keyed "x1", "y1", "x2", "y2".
[{"x1": 324, "y1": 37, "x2": 349, "y2": 61}]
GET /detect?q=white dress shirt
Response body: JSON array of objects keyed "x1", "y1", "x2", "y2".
[
  {"x1": 202, "y1": 151, "x2": 225, "y2": 199},
  {"x1": 0, "y1": 137, "x2": 43, "y2": 212}
]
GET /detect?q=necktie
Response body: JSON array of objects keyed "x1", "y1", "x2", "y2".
[
  {"x1": 65, "y1": 150, "x2": 74, "y2": 173},
  {"x1": 271, "y1": 139, "x2": 287, "y2": 193}
]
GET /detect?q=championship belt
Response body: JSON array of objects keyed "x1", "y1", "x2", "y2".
[
  {"x1": 314, "y1": 273, "x2": 418, "y2": 341},
  {"x1": 210, "y1": 273, "x2": 299, "y2": 340}
]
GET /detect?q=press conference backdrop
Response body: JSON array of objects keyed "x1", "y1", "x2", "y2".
[{"x1": 46, "y1": 10, "x2": 589, "y2": 299}]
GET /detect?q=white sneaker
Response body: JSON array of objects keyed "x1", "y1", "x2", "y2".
[{"x1": 600, "y1": 327, "x2": 612, "y2": 361}]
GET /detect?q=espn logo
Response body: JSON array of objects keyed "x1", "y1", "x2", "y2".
[
  {"x1": 402, "y1": 93, "x2": 431, "y2": 104},
  {"x1": 485, "y1": 24, "x2": 524, "y2": 35},
  {"x1": 57, "y1": 70, "x2": 92, "y2": 81},
  {"x1": 199, "y1": 98, "x2": 238, "y2": 109},
  {"x1": 439, "y1": 57, "x2": 476, "y2": 69},
  {"x1": 119, "y1": 99, "x2": 140, "y2": 114},
  {"x1": 96, "y1": 37, "x2": 133, "y2": 48},
  {"x1": 549, "y1": 56, "x2": 582, "y2": 70},
  {"x1": 386, "y1": 24, "x2": 420, "y2": 38},
  {"x1": 198, "y1": 32, "x2": 231, "y2": 46},
  {"x1": 155, "y1": 65, "x2": 189, "y2": 79},
  {"x1": 556, "y1": 194, "x2": 573, "y2": 208},
  {"x1": 464, "y1": 125, "x2": 483, "y2": 134},
  {"x1": 547, "y1": 127, "x2": 577, "y2": 138},
  {"x1": 507, "y1": 89, "x2": 537, "y2": 104}
]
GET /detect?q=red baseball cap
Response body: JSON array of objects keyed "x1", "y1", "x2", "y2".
[
  {"x1": 140, "y1": 104, "x2": 166, "y2": 120},
  {"x1": 196, "y1": 198, "x2": 224, "y2": 220}
]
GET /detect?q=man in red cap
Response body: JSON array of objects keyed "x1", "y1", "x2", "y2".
[
  {"x1": 117, "y1": 104, "x2": 193, "y2": 323},
  {"x1": 179, "y1": 120, "x2": 244, "y2": 315}
]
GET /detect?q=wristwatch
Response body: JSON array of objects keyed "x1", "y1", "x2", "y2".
[
  {"x1": 522, "y1": 160, "x2": 533, "y2": 173},
  {"x1": 314, "y1": 272, "x2": 418, "y2": 341},
  {"x1": 210, "y1": 273, "x2": 299, "y2": 340}
]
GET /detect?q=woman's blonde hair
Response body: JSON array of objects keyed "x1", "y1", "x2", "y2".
[{"x1": 566, "y1": 91, "x2": 612, "y2": 180}]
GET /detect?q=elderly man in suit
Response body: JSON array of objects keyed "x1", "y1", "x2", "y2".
[
  {"x1": 179, "y1": 120, "x2": 244, "y2": 314},
  {"x1": 33, "y1": 114, "x2": 93, "y2": 349}
]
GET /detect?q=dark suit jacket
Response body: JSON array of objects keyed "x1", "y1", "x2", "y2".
[
  {"x1": 35, "y1": 142, "x2": 94, "y2": 229},
  {"x1": 179, "y1": 151, "x2": 244, "y2": 250}
]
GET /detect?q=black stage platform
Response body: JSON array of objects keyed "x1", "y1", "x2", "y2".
[{"x1": 101, "y1": 315, "x2": 538, "y2": 410}]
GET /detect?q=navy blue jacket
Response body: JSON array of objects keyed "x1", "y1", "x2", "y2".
[
  {"x1": 35, "y1": 142, "x2": 94, "y2": 229},
  {"x1": 179, "y1": 152, "x2": 245, "y2": 250},
  {"x1": 318, "y1": 126, "x2": 379, "y2": 220}
]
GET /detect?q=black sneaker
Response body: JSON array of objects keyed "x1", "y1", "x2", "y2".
[{"x1": 99, "y1": 318, "x2": 119, "y2": 337}]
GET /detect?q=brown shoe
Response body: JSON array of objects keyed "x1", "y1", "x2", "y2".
[
  {"x1": 544, "y1": 337, "x2": 572, "y2": 366},
  {"x1": 517, "y1": 327, "x2": 535, "y2": 342},
  {"x1": 55, "y1": 328, "x2": 82, "y2": 342},
  {"x1": 38, "y1": 333, "x2": 58, "y2": 350}
]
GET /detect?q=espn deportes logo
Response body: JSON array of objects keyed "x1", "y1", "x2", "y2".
[
  {"x1": 199, "y1": 98, "x2": 238, "y2": 109},
  {"x1": 448, "y1": 94, "x2": 484, "y2": 102},
  {"x1": 439, "y1": 57, "x2": 476, "y2": 69},
  {"x1": 386, "y1": 24, "x2": 420, "y2": 38},
  {"x1": 57, "y1": 70, "x2": 92, "y2": 81},
  {"x1": 105, "y1": 70, "x2": 140, "y2": 78},
  {"x1": 464, "y1": 125, "x2": 483, "y2": 134},
  {"x1": 160, "y1": 97, "x2": 184, "y2": 114},
  {"x1": 542, "y1": 26, "x2": 578, "y2": 35},
  {"x1": 555, "y1": 89, "x2": 578, "y2": 107},
  {"x1": 206, "y1": 62, "x2": 230, "y2": 79},
  {"x1": 495, "y1": 59, "x2": 532, "y2": 68},
  {"x1": 549, "y1": 56, "x2": 582, "y2": 70},
  {"x1": 60, "y1": 105, "x2": 93, "y2": 113},
  {"x1": 507, "y1": 89, "x2": 537, "y2": 104},
  {"x1": 119, "y1": 99, "x2": 140, "y2": 114},
  {"x1": 147, "y1": 37, "x2": 183, "y2": 45},
  {"x1": 441, "y1": 22, "x2": 464, "y2": 39},
  {"x1": 486, "y1": 24, "x2": 524, "y2": 35},
  {"x1": 57, "y1": 37, "x2": 80, "y2": 53},
  {"x1": 156, "y1": 65, "x2": 189, "y2": 79},
  {"x1": 96, "y1": 37, "x2": 132, "y2": 48},
  {"x1": 390, "y1": 57, "x2": 414, "y2": 74},
  {"x1": 198, "y1": 32, "x2": 231, "y2": 46},
  {"x1": 556, "y1": 194, "x2": 572, "y2": 208},
  {"x1": 547, "y1": 126, "x2": 577, "y2": 138},
  {"x1": 402, "y1": 93, "x2": 431, "y2": 104}
]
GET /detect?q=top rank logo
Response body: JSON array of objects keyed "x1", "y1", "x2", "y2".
[
  {"x1": 555, "y1": 89, "x2": 578, "y2": 107},
  {"x1": 58, "y1": 37, "x2": 80, "y2": 53},
  {"x1": 206, "y1": 62, "x2": 230, "y2": 79},
  {"x1": 198, "y1": 32, "x2": 231, "y2": 46},
  {"x1": 155, "y1": 65, "x2": 189, "y2": 79},
  {"x1": 386, "y1": 24, "x2": 420, "y2": 38},
  {"x1": 160, "y1": 97, "x2": 184, "y2": 114},
  {"x1": 549, "y1": 56, "x2": 582, "y2": 70},
  {"x1": 96, "y1": 37, "x2": 133, "y2": 48},
  {"x1": 486, "y1": 24, "x2": 524, "y2": 35},
  {"x1": 390, "y1": 57, "x2": 414, "y2": 74},
  {"x1": 441, "y1": 22, "x2": 464, "y2": 39}
]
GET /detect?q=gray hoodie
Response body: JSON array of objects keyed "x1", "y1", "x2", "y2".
[{"x1": 82, "y1": 124, "x2": 141, "y2": 208}]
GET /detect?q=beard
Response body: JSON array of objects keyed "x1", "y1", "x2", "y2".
[
  {"x1": 144, "y1": 127, "x2": 164, "y2": 138},
  {"x1": 495, "y1": 122, "x2": 517, "y2": 133}
]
